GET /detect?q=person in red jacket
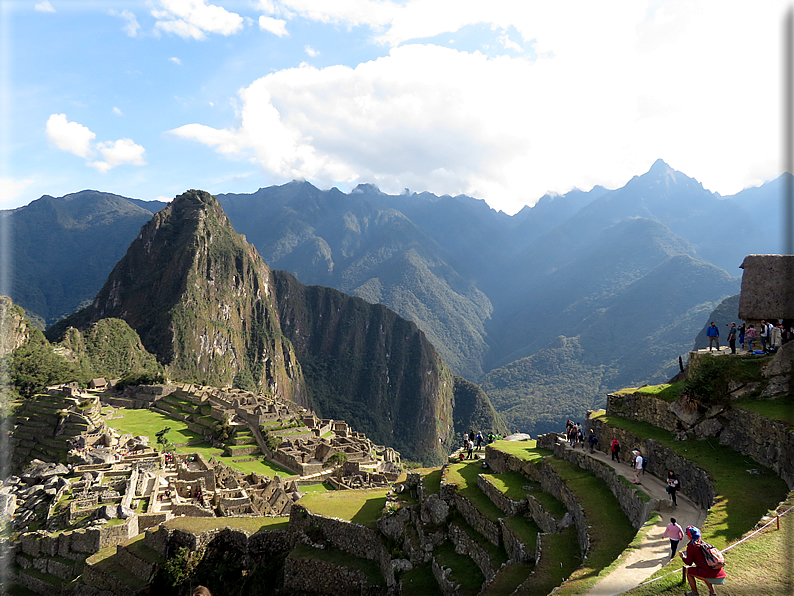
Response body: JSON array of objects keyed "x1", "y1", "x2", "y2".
[{"x1": 679, "y1": 526, "x2": 726, "y2": 595}]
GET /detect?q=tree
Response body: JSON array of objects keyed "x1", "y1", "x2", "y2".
[
  {"x1": 155, "y1": 426, "x2": 172, "y2": 451},
  {"x1": 10, "y1": 329, "x2": 83, "y2": 397}
]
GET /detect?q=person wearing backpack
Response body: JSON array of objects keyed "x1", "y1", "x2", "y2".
[{"x1": 679, "y1": 526, "x2": 726, "y2": 595}]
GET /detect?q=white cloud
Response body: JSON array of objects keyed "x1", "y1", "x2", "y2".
[
  {"x1": 34, "y1": 1, "x2": 55, "y2": 13},
  {"x1": 259, "y1": 16, "x2": 288, "y2": 36},
  {"x1": 112, "y1": 107, "x2": 123, "y2": 116},
  {"x1": 46, "y1": 114, "x2": 95, "y2": 158},
  {"x1": 88, "y1": 139, "x2": 147, "y2": 173},
  {"x1": 110, "y1": 9, "x2": 140, "y2": 37},
  {"x1": 169, "y1": 56, "x2": 182, "y2": 65},
  {"x1": 0, "y1": 178, "x2": 33, "y2": 203},
  {"x1": 152, "y1": 0, "x2": 244, "y2": 40},
  {"x1": 304, "y1": 45, "x2": 319, "y2": 57},
  {"x1": 499, "y1": 34, "x2": 522, "y2": 52},
  {"x1": 169, "y1": 1, "x2": 787, "y2": 213}
]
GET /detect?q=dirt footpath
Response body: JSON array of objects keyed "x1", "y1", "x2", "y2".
[{"x1": 555, "y1": 439, "x2": 707, "y2": 596}]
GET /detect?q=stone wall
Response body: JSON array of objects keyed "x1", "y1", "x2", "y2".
[
  {"x1": 499, "y1": 518, "x2": 533, "y2": 563},
  {"x1": 587, "y1": 418, "x2": 716, "y2": 510},
  {"x1": 606, "y1": 392, "x2": 682, "y2": 432},
  {"x1": 283, "y1": 555, "x2": 383, "y2": 596},
  {"x1": 720, "y1": 408, "x2": 794, "y2": 488},
  {"x1": 552, "y1": 442, "x2": 658, "y2": 528},
  {"x1": 537, "y1": 459, "x2": 589, "y2": 556},
  {"x1": 525, "y1": 495, "x2": 560, "y2": 535},
  {"x1": 477, "y1": 475, "x2": 527, "y2": 517},
  {"x1": 483, "y1": 446, "x2": 541, "y2": 482},
  {"x1": 20, "y1": 517, "x2": 138, "y2": 561},
  {"x1": 288, "y1": 504, "x2": 394, "y2": 588},
  {"x1": 453, "y1": 493, "x2": 501, "y2": 546},
  {"x1": 448, "y1": 522, "x2": 496, "y2": 582}
]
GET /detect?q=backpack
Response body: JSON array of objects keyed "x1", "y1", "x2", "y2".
[
  {"x1": 698, "y1": 541, "x2": 725, "y2": 569},
  {"x1": 642, "y1": 456, "x2": 648, "y2": 470}
]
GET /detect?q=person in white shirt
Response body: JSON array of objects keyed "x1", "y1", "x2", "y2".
[{"x1": 632, "y1": 449, "x2": 643, "y2": 484}]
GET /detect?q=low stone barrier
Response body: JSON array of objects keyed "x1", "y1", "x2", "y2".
[
  {"x1": 525, "y1": 494, "x2": 561, "y2": 535},
  {"x1": 587, "y1": 418, "x2": 716, "y2": 510},
  {"x1": 448, "y1": 522, "x2": 497, "y2": 582},
  {"x1": 606, "y1": 391, "x2": 682, "y2": 432},
  {"x1": 484, "y1": 446, "x2": 542, "y2": 482},
  {"x1": 453, "y1": 493, "x2": 501, "y2": 546},
  {"x1": 499, "y1": 518, "x2": 533, "y2": 563},
  {"x1": 477, "y1": 475, "x2": 527, "y2": 517},
  {"x1": 537, "y1": 459, "x2": 589, "y2": 556},
  {"x1": 552, "y1": 443, "x2": 657, "y2": 529},
  {"x1": 284, "y1": 555, "x2": 383, "y2": 596}
]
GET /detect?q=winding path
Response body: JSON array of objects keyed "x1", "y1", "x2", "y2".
[{"x1": 554, "y1": 438, "x2": 707, "y2": 596}]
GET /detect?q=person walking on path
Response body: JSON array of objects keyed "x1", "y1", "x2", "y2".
[
  {"x1": 610, "y1": 438, "x2": 621, "y2": 462},
  {"x1": 726, "y1": 323, "x2": 737, "y2": 354},
  {"x1": 588, "y1": 429, "x2": 599, "y2": 453},
  {"x1": 662, "y1": 517, "x2": 685, "y2": 558},
  {"x1": 666, "y1": 470, "x2": 680, "y2": 506},
  {"x1": 632, "y1": 449, "x2": 643, "y2": 483},
  {"x1": 706, "y1": 322, "x2": 720, "y2": 351},
  {"x1": 680, "y1": 526, "x2": 726, "y2": 595}
]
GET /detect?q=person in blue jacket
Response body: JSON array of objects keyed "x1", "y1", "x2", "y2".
[{"x1": 706, "y1": 322, "x2": 719, "y2": 351}]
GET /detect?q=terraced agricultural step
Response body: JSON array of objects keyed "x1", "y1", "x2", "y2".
[
  {"x1": 16, "y1": 566, "x2": 63, "y2": 595},
  {"x1": 82, "y1": 549, "x2": 150, "y2": 596},
  {"x1": 480, "y1": 562, "x2": 534, "y2": 596}
]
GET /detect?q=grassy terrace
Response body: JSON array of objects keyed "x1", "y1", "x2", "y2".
[
  {"x1": 163, "y1": 515, "x2": 289, "y2": 534},
  {"x1": 448, "y1": 512, "x2": 509, "y2": 569},
  {"x1": 289, "y1": 543, "x2": 384, "y2": 586},
  {"x1": 488, "y1": 439, "x2": 553, "y2": 463},
  {"x1": 446, "y1": 462, "x2": 503, "y2": 522},
  {"x1": 514, "y1": 526, "x2": 581, "y2": 596},
  {"x1": 734, "y1": 393, "x2": 794, "y2": 428},
  {"x1": 546, "y1": 457, "x2": 636, "y2": 595},
  {"x1": 298, "y1": 488, "x2": 389, "y2": 528},
  {"x1": 433, "y1": 541, "x2": 485, "y2": 596},
  {"x1": 400, "y1": 563, "x2": 443, "y2": 596},
  {"x1": 105, "y1": 408, "x2": 203, "y2": 445},
  {"x1": 594, "y1": 413, "x2": 789, "y2": 548}
]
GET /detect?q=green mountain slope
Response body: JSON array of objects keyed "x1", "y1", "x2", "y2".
[
  {"x1": 272, "y1": 270, "x2": 502, "y2": 463},
  {"x1": 47, "y1": 190, "x2": 304, "y2": 399},
  {"x1": 3, "y1": 190, "x2": 164, "y2": 325}
]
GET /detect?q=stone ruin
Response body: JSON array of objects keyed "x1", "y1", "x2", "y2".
[{"x1": 738, "y1": 254, "x2": 794, "y2": 322}]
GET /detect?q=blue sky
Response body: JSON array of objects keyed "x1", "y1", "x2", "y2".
[{"x1": 0, "y1": 0, "x2": 787, "y2": 214}]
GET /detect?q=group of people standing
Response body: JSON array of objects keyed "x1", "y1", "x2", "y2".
[
  {"x1": 707, "y1": 319, "x2": 792, "y2": 354},
  {"x1": 461, "y1": 430, "x2": 498, "y2": 459}
]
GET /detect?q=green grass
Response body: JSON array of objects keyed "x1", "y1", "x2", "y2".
[
  {"x1": 449, "y1": 512, "x2": 509, "y2": 569},
  {"x1": 635, "y1": 382, "x2": 685, "y2": 402},
  {"x1": 545, "y1": 457, "x2": 637, "y2": 595},
  {"x1": 298, "y1": 482, "x2": 332, "y2": 493},
  {"x1": 482, "y1": 471, "x2": 532, "y2": 501},
  {"x1": 298, "y1": 488, "x2": 389, "y2": 528},
  {"x1": 618, "y1": 475, "x2": 651, "y2": 502},
  {"x1": 418, "y1": 468, "x2": 443, "y2": 495},
  {"x1": 446, "y1": 461, "x2": 504, "y2": 522},
  {"x1": 514, "y1": 526, "x2": 581, "y2": 595},
  {"x1": 528, "y1": 489, "x2": 568, "y2": 520},
  {"x1": 734, "y1": 393, "x2": 794, "y2": 428},
  {"x1": 488, "y1": 439, "x2": 552, "y2": 464},
  {"x1": 289, "y1": 543, "x2": 384, "y2": 586},
  {"x1": 173, "y1": 443, "x2": 294, "y2": 477},
  {"x1": 163, "y1": 515, "x2": 289, "y2": 534},
  {"x1": 600, "y1": 415, "x2": 789, "y2": 548},
  {"x1": 399, "y1": 563, "x2": 443, "y2": 596},
  {"x1": 433, "y1": 541, "x2": 485, "y2": 596},
  {"x1": 502, "y1": 515, "x2": 539, "y2": 552},
  {"x1": 481, "y1": 562, "x2": 534, "y2": 596},
  {"x1": 105, "y1": 407, "x2": 203, "y2": 445}
]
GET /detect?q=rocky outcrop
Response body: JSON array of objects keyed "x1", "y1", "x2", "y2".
[{"x1": 0, "y1": 296, "x2": 31, "y2": 357}]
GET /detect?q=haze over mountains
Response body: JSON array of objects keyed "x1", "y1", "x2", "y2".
[{"x1": 5, "y1": 160, "x2": 784, "y2": 438}]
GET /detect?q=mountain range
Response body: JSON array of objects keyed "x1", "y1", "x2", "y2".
[{"x1": 5, "y1": 160, "x2": 783, "y2": 439}]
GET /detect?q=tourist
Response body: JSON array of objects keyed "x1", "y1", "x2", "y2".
[
  {"x1": 679, "y1": 526, "x2": 726, "y2": 595},
  {"x1": 760, "y1": 320, "x2": 769, "y2": 351},
  {"x1": 588, "y1": 429, "x2": 598, "y2": 454},
  {"x1": 706, "y1": 322, "x2": 719, "y2": 351},
  {"x1": 610, "y1": 438, "x2": 621, "y2": 462},
  {"x1": 475, "y1": 432, "x2": 483, "y2": 450},
  {"x1": 666, "y1": 470, "x2": 680, "y2": 506},
  {"x1": 726, "y1": 323, "x2": 737, "y2": 354},
  {"x1": 466, "y1": 439, "x2": 474, "y2": 459},
  {"x1": 632, "y1": 450, "x2": 643, "y2": 484},
  {"x1": 192, "y1": 587, "x2": 212, "y2": 596},
  {"x1": 746, "y1": 325, "x2": 756, "y2": 352},
  {"x1": 770, "y1": 321, "x2": 782, "y2": 350},
  {"x1": 738, "y1": 324, "x2": 745, "y2": 351},
  {"x1": 663, "y1": 517, "x2": 685, "y2": 558}
]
